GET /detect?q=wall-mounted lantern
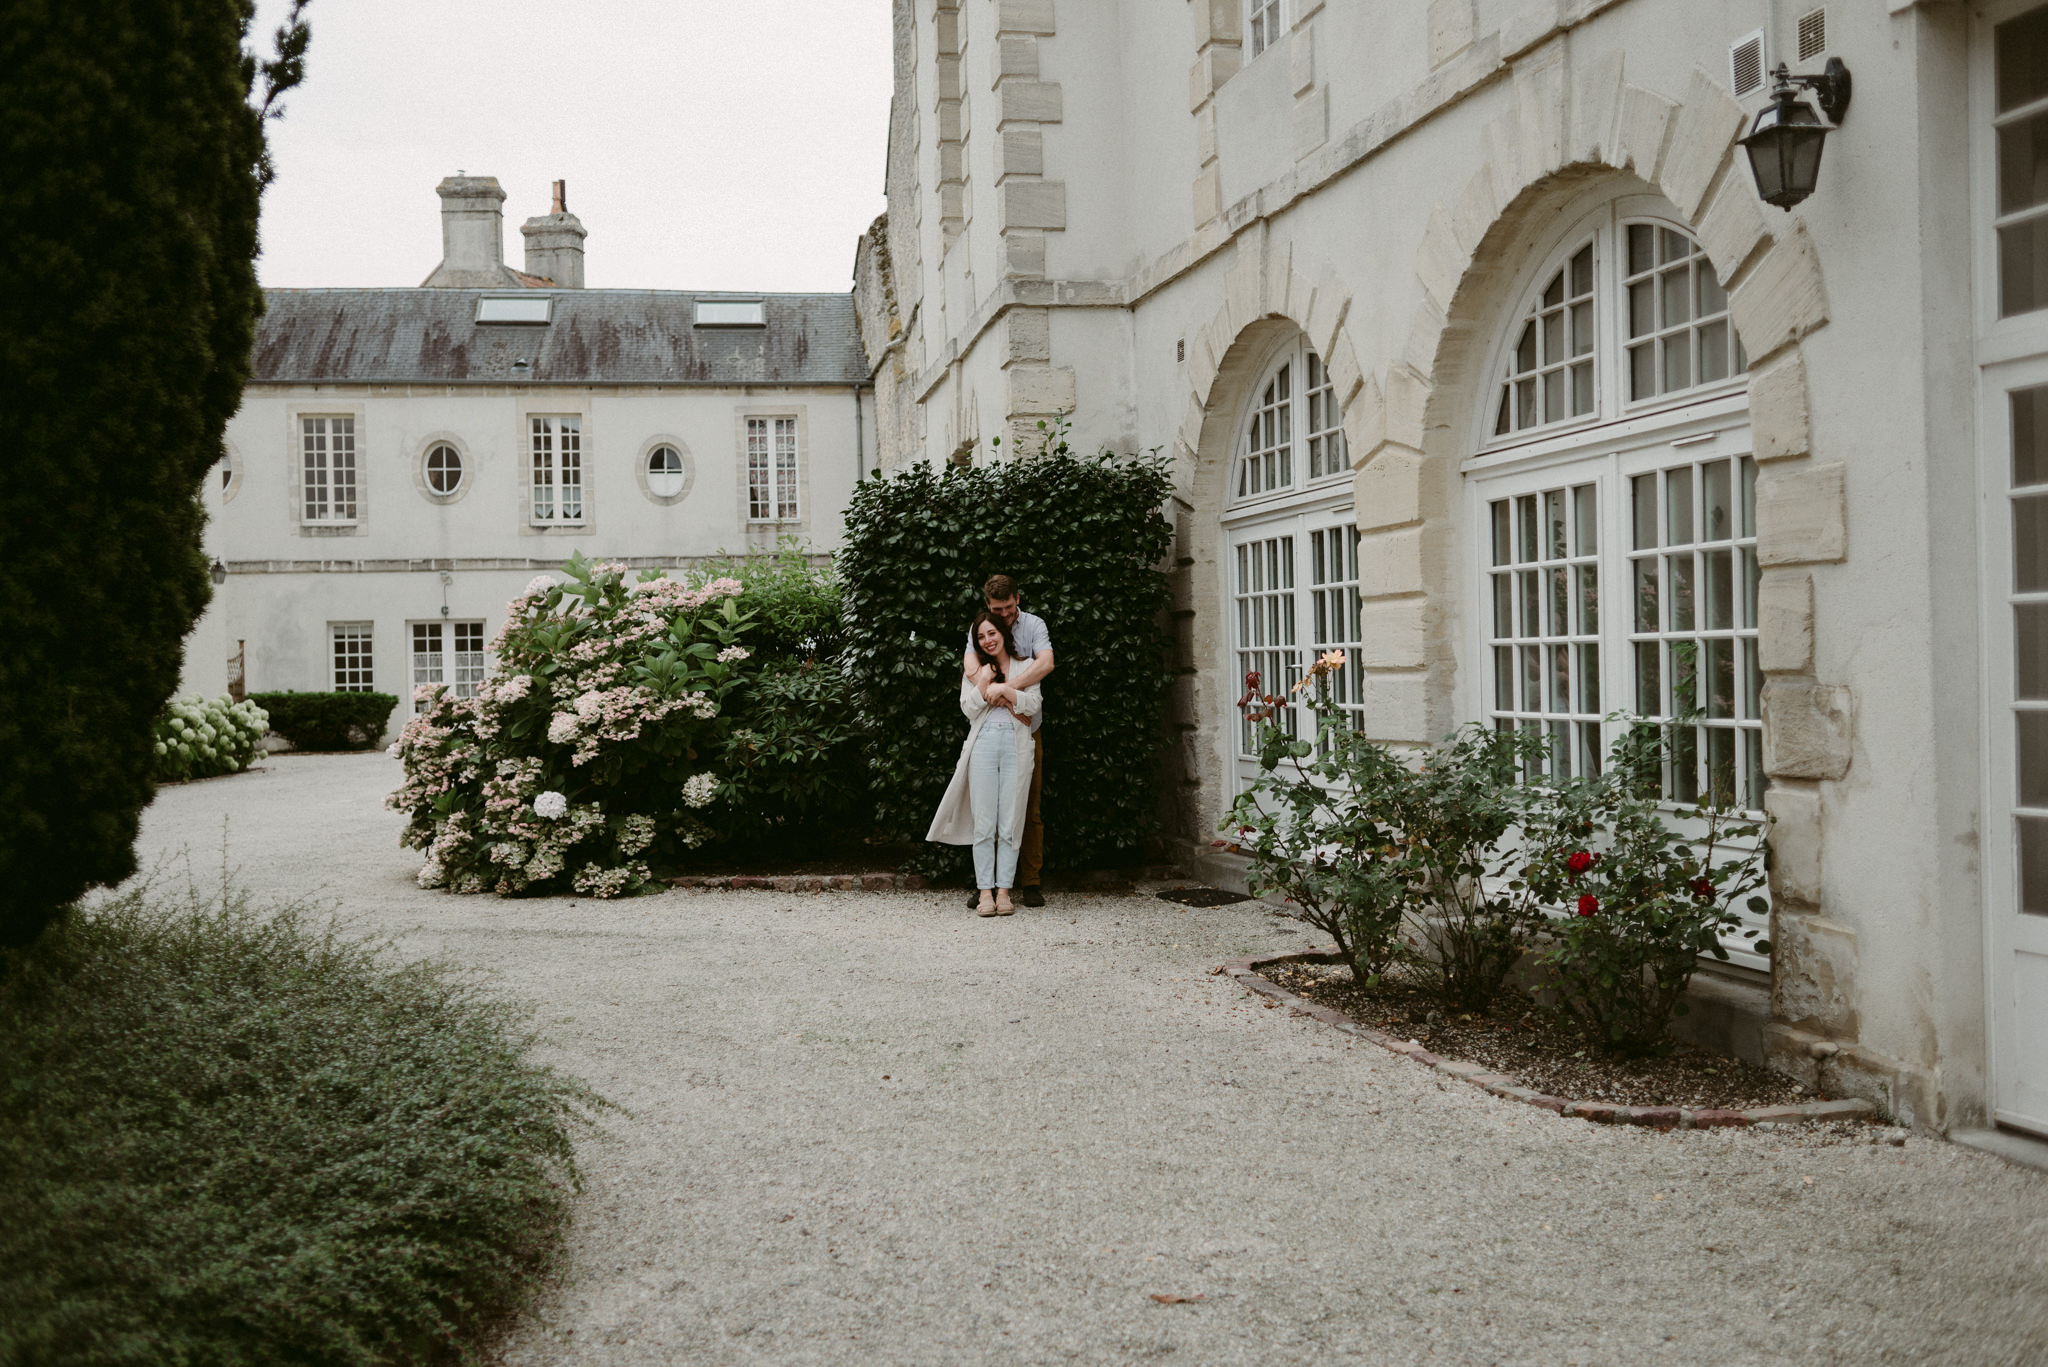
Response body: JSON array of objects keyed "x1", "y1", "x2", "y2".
[
  {"x1": 1740, "y1": 59, "x2": 1852, "y2": 211},
  {"x1": 209, "y1": 558, "x2": 227, "y2": 586}
]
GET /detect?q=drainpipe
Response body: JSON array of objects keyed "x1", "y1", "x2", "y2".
[{"x1": 854, "y1": 381, "x2": 867, "y2": 479}]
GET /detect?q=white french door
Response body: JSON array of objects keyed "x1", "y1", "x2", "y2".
[
  {"x1": 1981, "y1": 361, "x2": 2048, "y2": 1136},
  {"x1": 1226, "y1": 505, "x2": 1363, "y2": 795}
]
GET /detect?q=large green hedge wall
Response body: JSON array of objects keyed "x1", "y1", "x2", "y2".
[
  {"x1": 839, "y1": 435, "x2": 1174, "y2": 874},
  {"x1": 0, "y1": 2, "x2": 307, "y2": 946}
]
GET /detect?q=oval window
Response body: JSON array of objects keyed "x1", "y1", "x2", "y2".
[
  {"x1": 425, "y1": 443, "x2": 464, "y2": 494},
  {"x1": 647, "y1": 444, "x2": 686, "y2": 498}
]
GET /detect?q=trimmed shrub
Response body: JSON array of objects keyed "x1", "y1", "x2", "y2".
[
  {"x1": 839, "y1": 424, "x2": 1174, "y2": 875},
  {"x1": 0, "y1": 2, "x2": 308, "y2": 947},
  {"x1": 0, "y1": 878, "x2": 596, "y2": 1366},
  {"x1": 388, "y1": 553, "x2": 867, "y2": 897},
  {"x1": 151, "y1": 694, "x2": 269, "y2": 782},
  {"x1": 252, "y1": 691, "x2": 400, "y2": 752}
]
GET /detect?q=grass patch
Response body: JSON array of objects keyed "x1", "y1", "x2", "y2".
[{"x1": 0, "y1": 876, "x2": 602, "y2": 1365}]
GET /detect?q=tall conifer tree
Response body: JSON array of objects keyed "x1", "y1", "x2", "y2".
[{"x1": 0, "y1": 0, "x2": 308, "y2": 944}]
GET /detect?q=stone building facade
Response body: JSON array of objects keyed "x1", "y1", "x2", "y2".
[
  {"x1": 854, "y1": 0, "x2": 2048, "y2": 1138},
  {"x1": 187, "y1": 175, "x2": 871, "y2": 727}
]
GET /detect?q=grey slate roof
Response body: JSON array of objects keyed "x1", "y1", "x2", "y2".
[{"x1": 251, "y1": 289, "x2": 864, "y2": 386}]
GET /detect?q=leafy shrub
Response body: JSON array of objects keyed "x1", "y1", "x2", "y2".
[
  {"x1": 722, "y1": 659, "x2": 868, "y2": 832},
  {"x1": 1228, "y1": 657, "x2": 1548, "y2": 1006},
  {"x1": 839, "y1": 423, "x2": 1174, "y2": 874},
  {"x1": 0, "y1": 2, "x2": 309, "y2": 947},
  {"x1": 389, "y1": 558, "x2": 753, "y2": 897},
  {"x1": 151, "y1": 694, "x2": 269, "y2": 782},
  {"x1": 251, "y1": 690, "x2": 401, "y2": 751},
  {"x1": 692, "y1": 536, "x2": 845, "y2": 661},
  {"x1": 1519, "y1": 723, "x2": 1770, "y2": 1055},
  {"x1": 0, "y1": 877, "x2": 596, "y2": 1366}
]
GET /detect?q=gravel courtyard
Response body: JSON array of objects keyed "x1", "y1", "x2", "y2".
[{"x1": 135, "y1": 753, "x2": 2048, "y2": 1366}]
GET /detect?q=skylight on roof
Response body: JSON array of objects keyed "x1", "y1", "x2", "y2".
[
  {"x1": 694, "y1": 299, "x2": 766, "y2": 327},
  {"x1": 476, "y1": 296, "x2": 552, "y2": 324}
]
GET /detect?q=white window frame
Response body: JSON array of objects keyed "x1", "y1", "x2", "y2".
[
  {"x1": 1246, "y1": 0, "x2": 1284, "y2": 58},
  {"x1": 330, "y1": 622, "x2": 374, "y2": 692},
  {"x1": 410, "y1": 620, "x2": 488, "y2": 712},
  {"x1": 529, "y1": 415, "x2": 584, "y2": 525},
  {"x1": 1230, "y1": 336, "x2": 1350, "y2": 514},
  {"x1": 300, "y1": 415, "x2": 359, "y2": 523},
  {"x1": 746, "y1": 414, "x2": 802, "y2": 523},
  {"x1": 1974, "y1": 0, "x2": 2048, "y2": 1138},
  {"x1": 423, "y1": 442, "x2": 465, "y2": 499},
  {"x1": 1476, "y1": 194, "x2": 1750, "y2": 458}
]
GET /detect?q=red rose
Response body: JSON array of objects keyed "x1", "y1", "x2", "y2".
[
  {"x1": 1566, "y1": 850, "x2": 1594, "y2": 875},
  {"x1": 1577, "y1": 894, "x2": 1599, "y2": 917},
  {"x1": 1693, "y1": 878, "x2": 1714, "y2": 900}
]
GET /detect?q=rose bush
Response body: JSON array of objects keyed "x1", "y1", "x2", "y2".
[
  {"x1": 1517, "y1": 722, "x2": 1770, "y2": 1055},
  {"x1": 388, "y1": 552, "x2": 864, "y2": 898},
  {"x1": 151, "y1": 695, "x2": 269, "y2": 783}
]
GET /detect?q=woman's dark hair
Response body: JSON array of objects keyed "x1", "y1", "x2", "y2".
[{"x1": 969, "y1": 610, "x2": 1018, "y2": 680}]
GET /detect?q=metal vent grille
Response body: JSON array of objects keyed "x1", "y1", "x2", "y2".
[
  {"x1": 1731, "y1": 31, "x2": 1766, "y2": 98},
  {"x1": 1797, "y1": 8, "x2": 1826, "y2": 63}
]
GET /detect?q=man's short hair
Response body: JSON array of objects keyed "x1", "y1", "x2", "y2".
[{"x1": 982, "y1": 573, "x2": 1019, "y2": 602}]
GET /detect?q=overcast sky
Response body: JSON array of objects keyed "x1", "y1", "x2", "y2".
[{"x1": 250, "y1": 0, "x2": 892, "y2": 293}]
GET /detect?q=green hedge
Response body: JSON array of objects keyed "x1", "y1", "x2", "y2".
[
  {"x1": 250, "y1": 691, "x2": 399, "y2": 752},
  {"x1": 839, "y1": 426, "x2": 1174, "y2": 874},
  {"x1": 0, "y1": 882, "x2": 596, "y2": 1366}
]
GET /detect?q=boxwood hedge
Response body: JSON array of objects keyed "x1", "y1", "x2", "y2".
[
  {"x1": 250, "y1": 691, "x2": 400, "y2": 752},
  {"x1": 840, "y1": 428, "x2": 1174, "y2": 874}
]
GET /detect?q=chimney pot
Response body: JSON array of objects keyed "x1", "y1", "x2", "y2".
[{"x1": 552, "y1": 179, "x2": 566, "y2": 213}]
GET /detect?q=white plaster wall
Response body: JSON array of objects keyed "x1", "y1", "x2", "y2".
[
  {"x1": 213, "y1": 381, "x2": 865, "y2": 734},
  {"x1": 882, "y1": 0, "x2": 1992, "y2": 1122}
]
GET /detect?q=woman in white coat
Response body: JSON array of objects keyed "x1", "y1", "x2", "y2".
[{"x1": 926, "y1": 611, "x2": 1041, "y2": 915}]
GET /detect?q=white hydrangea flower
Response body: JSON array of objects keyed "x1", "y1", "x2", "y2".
[
  {"x1": 534, "y1": 791, "x2": 569, "y2": 820},
  {"x1": 716, "y1": 645, "x2": 751, "y2": 663},
  {"x1": 682, "y1": 773, "x2": 718, "y2": 809},
  {"x1": 547, "y1": 712, "x2": 578, "y2": 744},
  {"x1": 525, "y1": 575, "x2": 556, "y2": 596}
]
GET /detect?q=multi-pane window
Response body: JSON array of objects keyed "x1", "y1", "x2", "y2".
[
  {"x1": 1248, "y1": 0, "x2": 1283, "y2": 57},
  {"x1": 1495, "y1": 244, "x2": 1596, "y2": 437},
  {"x1": 747, "y1": 417, "x2": 800, "y2": 521},
  {"x1": 1309, "y1": 526, "x2": 1364, "y2": 737},
  {"x1": 2006, "y1": 384, "x2": 2048, "y2": 912},
  {"x1": 647, "y1": 444, "x2": 686, "y2": 498},
  {"x1": 1233, "y1": 341, "x2": 1346, "y2": 505},
  {"x1": 1624, "y1": 225, "x2": 1746, "y2": 401},
  {"x1": 1241, "y1": 363, "x2": 1292, "y2": 498},
  {"x1": 1627, "y1": 456, "x2": 1763, "y2": 809},
  {"x1": 1996, "y1": 7, "x2": 2048, "y2": 317},
  {"x1": 331, "y1": 623, "x2": 374, "y2": 692},
  {"x1": 1235, "y1": 534, "x2": 1300, "y2": 753},
  {"x1": 1305, "y1": 352, "x2": 1347, "y2": 480},
  {"x1": 530, "y1": 416, "x2": 583, "y2": 522},
  {"x1": 302, "y1": 416, "x2": 357, "y2": 521},
  {"x1": 411, "y1": 621, "x2": 487, "y2": 711},
  {"x1": 1486, "y1": 485, "x2": 1604, "y2": 779},
  {"x1": 424, "y1": 443, "x2": 463, "y2": 495}
]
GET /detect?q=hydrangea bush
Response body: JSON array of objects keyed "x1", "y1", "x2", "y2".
[
  {"x1": 151, "y1": 695, "x2": 269, "y2": 783},
  {"x1": 388, "y1": 556, "x2": 756, "y2": 897}
]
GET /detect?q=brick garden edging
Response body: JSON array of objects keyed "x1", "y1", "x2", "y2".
[
  {"x1": 1224, "y1": 950, "x2": 1873, "y2": 1131},
  {"x1": 667, "y1": 873, "x2": 927, "y2": 893}
]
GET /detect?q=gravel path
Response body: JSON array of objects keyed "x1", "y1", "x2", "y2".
[{"x1": 135, "y1": 754, "x2": 2048, "y2": 1366}]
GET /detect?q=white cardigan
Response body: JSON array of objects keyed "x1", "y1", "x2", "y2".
[{"x1": 925, "y1": 676, "x2": 1042, "y2": 846}]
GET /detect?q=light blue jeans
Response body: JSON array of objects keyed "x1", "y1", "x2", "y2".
[{"x1": 970, "y1": 712, "x2": 1020, "y2": 890}]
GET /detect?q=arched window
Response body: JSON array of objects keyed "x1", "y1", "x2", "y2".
[
  {"x1": 1224, "y1": 333, "x2": 1360, "y2": 782},
  {"x1": 1468, "y1": 191, "x2": 1761, "y2": 959}
]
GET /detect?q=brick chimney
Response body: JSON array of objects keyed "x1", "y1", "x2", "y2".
[
  {"x1": 521, "y1": 180, "x2": 587, "y2": 289},
  {"x1": 421, "y1": 174, "x2": 524, "y2": 288}
]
